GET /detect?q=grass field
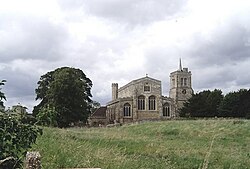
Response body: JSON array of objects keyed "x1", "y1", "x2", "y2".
[{"x1": 31, "y1": 119, "x2": 250, "y2": 169}]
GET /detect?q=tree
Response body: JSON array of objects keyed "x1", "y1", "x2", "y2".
[
  {"x1": 0, "y1": 80, "x2": 42, "y2": 168},
  {"x1": 90, "y1": 100, "x2": 101, "y2": 113},
  {"x1": 206, "y1": 89, "x2": 223, "y2": 117},
  {"x1": 218, "y1": 90, "x2": 240, "y2": 117},
  {"x1": 0, "y1": 80, "x2": 6, "y2": 111},
  {"x1": 0, "y1": 113, "x2": 42, "y2": 168},
  {"x1": 36, "y1": 105, "x2": 58, "y2": 126},
  {"x1": 218, "y1": 89, "x2": 250, "y2": 118},
  {"x1": 180, "y1": 89, "x2": 223, "y2": 117},
  {"x1": 33, "y1": 67, "x2": 93, "y2": 127}
]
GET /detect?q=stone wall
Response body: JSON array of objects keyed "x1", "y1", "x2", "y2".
[
  {"x1": 88, "y1": 118, "x2": 108, "y2": 127},
  {"x1": 137, "y1": 110, "x2": 160, "y2": 120}
]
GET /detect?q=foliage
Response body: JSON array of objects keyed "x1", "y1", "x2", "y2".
[
  {"x1": 31, "y1": 120, "x2": 250, "y2": 169},
  {"x1": 0, "y1": 113, "x2": 42, "y2": 168},
  {"x1": 20, "y1": 114, "x2": 37, "y2": 125},
  {"x1": 180, "y1": 89, "x2": 223, "y2": 117},
  {"x1": 90, "y1": 100, "x2": 101, "y2": 113},
  {"x1": 36, "y1": 104, "x2": 58, "y2": 126},
  {"x1": 0, "y1": 80, "x2": 6, "y2": 111},
  {"x1": 218, "y1": 89, "x2": 250, "y2": 118},
  {"x1": 33, "y1": 67, "x2": 93, "y2": 127}
]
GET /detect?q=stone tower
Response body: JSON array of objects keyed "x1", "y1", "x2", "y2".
[{"x1": 169, "y1": 59, "x2": 193, "y2": 113}]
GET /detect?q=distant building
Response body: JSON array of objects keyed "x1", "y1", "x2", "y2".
[
  {"x1": 89, "y1": 59, "x2": 193, "y2": 126},
  {"x1": 5, "y1": 103, "x2": 28, "y2": 115}
]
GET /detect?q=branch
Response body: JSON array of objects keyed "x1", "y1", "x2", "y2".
[{"x1": 0, "y1": 157, "x2": 15, "y2": 165}]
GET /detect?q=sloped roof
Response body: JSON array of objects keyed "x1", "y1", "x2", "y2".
[
  {"x1": 90, "y1": 106, "x2": 107, "y2": 118},
  {"x1": 119, "y1": 76, "x2": 161, "y2": 91}
]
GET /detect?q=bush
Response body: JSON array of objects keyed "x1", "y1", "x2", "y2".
[{"x1": 0, "y1": 113, "x2": 42, "y2": 168}]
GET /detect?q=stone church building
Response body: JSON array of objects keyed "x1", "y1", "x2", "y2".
[{"x1": 89, "y1": 60, "x2": 193, "y2": 126}]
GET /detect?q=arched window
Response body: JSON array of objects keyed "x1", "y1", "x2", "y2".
[
  {"x1": 163, "y1": 103, "x2": 170, "y2": 117},
  {"x1": 123, "y1": 103, "x2": 131, "y2": 117},
  {"x1": 149, "y1": 95, "x2": 156, "y2": 110},
  {"x1": 138, "y1": 95, "x2": 145, "y2": 110}
]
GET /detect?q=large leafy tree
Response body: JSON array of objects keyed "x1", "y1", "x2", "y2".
[
  {"x1": 33, "y1": 67, "x2": 93, "y2": 127},
  {"x1": 180, "y1": 89, "x2": 223, "y2": 117}
]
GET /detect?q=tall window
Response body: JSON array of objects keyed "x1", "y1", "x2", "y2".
[
  {"x1": 138, "y1": 95, "x2": 145, "y2": 110},
  {"x1": 123, "y1": 103, "x2": 131, "y2": 117},
  {"x1": 184, "y1": 78, "x2": 187, "y2": 86},
  {"x1": 181, "y1": 78, "x2": 184, "y2": 86},
  {"x1": 149, "y1": 95, "x2": 156, "y2": 110},
  {"x1": 181, "y1": 78, "x2": 187, "y2": 86},
  {"x1": 163, "y1": 103, "x2": 170, "y2": 117}
]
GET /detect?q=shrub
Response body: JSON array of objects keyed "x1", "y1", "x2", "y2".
[{"x1": 0, "y1": 113, "x2": 42, "y2": 168}]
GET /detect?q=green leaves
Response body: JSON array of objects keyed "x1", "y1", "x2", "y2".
[
  {"x1": 180, "y1": 88, "x2": 250, "y2": 118},
  {"x1": 180, "y1": 89, "x2": 223, "y2": 117},
  {"x1": 218, "y1": 89, "x2": 250, "y2": 117},
  {"x1": 34, "y1": 67, "x2": 93, "y2": 127},
  {"x1": 36, "y1": 105, "x2": 58, "y2": 126},
  {"x1": 0, "y1": 113, "x2": 42, "y2": 168}
]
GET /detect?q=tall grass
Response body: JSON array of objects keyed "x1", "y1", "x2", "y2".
[{"x1": 31, "y1": 119, "x2": 250, "y2": 169}]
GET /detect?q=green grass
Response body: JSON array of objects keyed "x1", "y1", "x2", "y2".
[{"x1": 31, "y1": 119, "x2": 250, "y2": 169}]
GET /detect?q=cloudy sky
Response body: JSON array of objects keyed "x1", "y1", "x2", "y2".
[{"x1": 1, "y1": 0, "x2": 250, "y2": 111}]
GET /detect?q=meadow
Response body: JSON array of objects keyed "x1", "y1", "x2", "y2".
[{"x1": 31, "y1": 119, "x2": 250, "y2": 169}]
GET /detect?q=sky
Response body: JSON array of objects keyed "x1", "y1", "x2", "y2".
[{"x1": 1, "y1": 0, "x2": 250, "y2": 112}]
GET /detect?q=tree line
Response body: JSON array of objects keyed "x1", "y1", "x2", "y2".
[{"x1": 180, "y1": 89, "x2": 250, "y2": 118}]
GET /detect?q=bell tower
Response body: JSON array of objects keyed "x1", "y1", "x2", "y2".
[{"x1": 169, "y1": 59, "x2": 193, "y2": 113}]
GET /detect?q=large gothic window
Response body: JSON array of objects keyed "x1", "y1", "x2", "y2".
[
  {"x1": 123, "y1": 103, "x2": 131, "y2": 117},
  {"x1": 149, "y1": 95, "x2": 156, "y2": 110},
  {"x1": 138, "y1": 95, "x2": 145, "y2": 110},
  {"x1": 163, "y1": 103, "x2": 170, "y2": 117}
]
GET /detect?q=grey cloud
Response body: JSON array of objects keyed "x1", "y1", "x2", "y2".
[
  {"x1": 192, "y1": 67, "x2": 236, "y2": 89},
  {"x1": 182, "y1": 19, "x2": 250, "y2": 93},
  {"x1": 1, "y1": 66, "x2": 37, "y2": 98},
  {"x1": 0, "y1": 64, "x2": 39, "y2": 111},
  {"x1": 0, "y1": 15, "x2": 68, "y2": 63},
  {"x1": 60, "y1": 0, "x2": 187, "y2": 25},
  {"x1": 188, "y1": 23, "x2": 250, "y2": 68},
  {"x1": 144, "y1": 47, "x2": 179, "y2": 72}
]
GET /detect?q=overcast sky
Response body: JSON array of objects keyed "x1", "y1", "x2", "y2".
[{"x1": 1, "y1": 0, "x2": 250, "y2": 112}]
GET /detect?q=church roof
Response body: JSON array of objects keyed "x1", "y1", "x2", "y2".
[
  {"x1": 90, "y1": 106, "x2": 107, "y2": 118},
  {"x1": 131, "y1": 76, "x2": 161, "y2": 83}
]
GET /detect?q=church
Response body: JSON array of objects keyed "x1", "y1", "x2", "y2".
[{"x1": 89, "y1": 60, "x2": 193, "y2": 126}]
